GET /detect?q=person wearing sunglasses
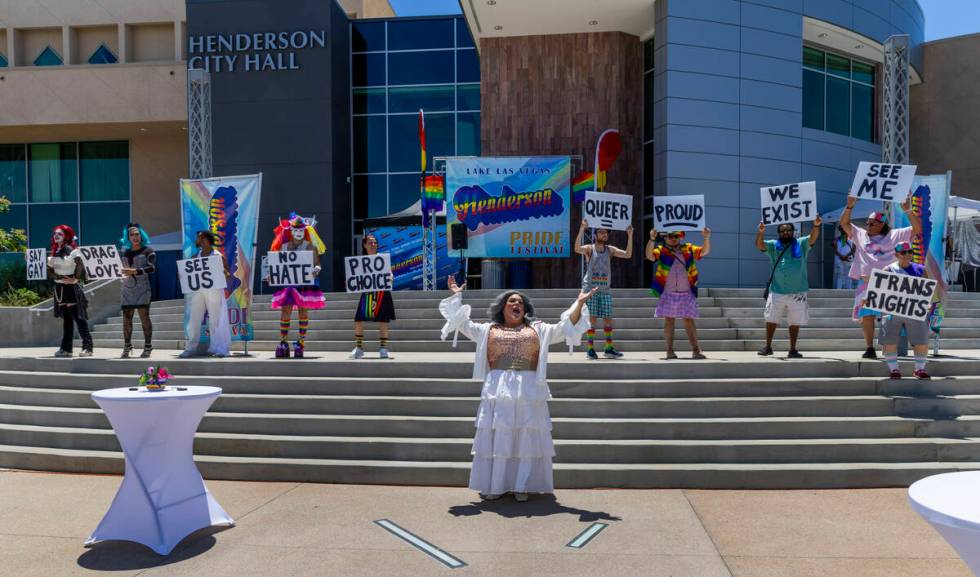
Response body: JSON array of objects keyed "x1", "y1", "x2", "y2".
[
  {"x1": 575, "y1": 220, "x2": 634, "y2": 359},
  {"x1": 839, "y1": 194, "x2": 921, "y2": 358},
  {"x1": 646, "y1": 227, "x2": 711, "y2": 359},
  {"x1": 878, "y1": 242, "x2": 931, "y2": 379}
]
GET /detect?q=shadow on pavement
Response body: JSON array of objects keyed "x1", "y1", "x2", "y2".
[
  {"x1": 448, "y1": 494, "x2": 622, "y2": 522},
  {"x1": 76, "y1": 525, "x2": 230, "y2": 570}
]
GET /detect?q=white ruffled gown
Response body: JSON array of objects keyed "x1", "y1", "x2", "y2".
[{"x1": 439, "y1": 293, "x2": 590, "y2": 495}]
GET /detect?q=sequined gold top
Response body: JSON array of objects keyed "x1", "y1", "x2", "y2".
[{"x1": 487, "y1": 324, "x2": 539, "y2": 371}]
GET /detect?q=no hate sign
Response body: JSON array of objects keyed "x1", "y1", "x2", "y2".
[
  {"x1": 266, "y1": 251, "x2": 316, "y2": 286},
  {"x1": 583, "y1": 191, "x2": 632, "y2": 230},
  {"x1": 345, "y1": 253, "x2": 393, "y2": 293},
  {"x1": 760, "y1": 181, "x2": 817, "y2": 226},
  {"x1": 849, "y1": 162, "x2": 917, "y2": 203}
]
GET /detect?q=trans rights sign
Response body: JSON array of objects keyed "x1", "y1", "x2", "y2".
[
  {"x1": 180, "y1": 174, "x2": 262, "y2": 343},
  {"x1": 366, "y1": 226, "x2": 456, "y2": 291},
  {"x1": 446, "y1": 157, "x2": 571, "y2": 258}
]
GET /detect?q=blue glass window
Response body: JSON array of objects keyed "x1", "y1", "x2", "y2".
[
  {"x1": 388, "y1": 19, "x2": 454, "y2": 51},
  {"x1": 80, "y1": 141, "x2": 128, "y2": 201},
  {"x1": 456, "y1": 18, "x2": 475, "y2": 48},
  {"x1": 388, "y1": 173, "x2": 423, "y2": 214},
  {"x1": 388, "y1": 113, "x2": 453, "y2": 172},
  {"x1": 0, "y1": 144, "x2": 27, "y2": 203},
  {"x1": 353, "y1": 116, "x2": 387, "y2": 173},
  {"x1": 457, "y1": 84, "x2": 480, "y2": 111},
  {"x1": 456, "y1": 49, "x2": 480, "y2": 83},
  {"x1": 457, "y1": 113, "x2": 480, "y2": 157},
  {"x1": 851, "y1": 83, "x2": 874, "y2": 143},
  {"x1": 353, "y1": 87, "x2": 386, "y2": 114},
  {"x1": 352, "y1": 53, "x2": 385, "y2": 86},
  {"x1": 29, "y1": 202, "x2": 77, "y2": 249},
  {"x1": 88, "y1": 44, "x2": 118, "y2": 64},
  {"x1": 388, "y1": 50, "x2": 454, "y2": 85},
  {"x1": 80, "y1": 202, "x2": 129, "y2": 245},
  {"x1": 29, "y1": 143, "x2": 77, "y2": 202},
  {"x1": 352, "y1": 21, "x2": 385, "y2": 52},
  {"x1": 388, "y1": 85, "x2": 455, "y2": 113},
  {"x1": 354, "y1": 175, "x2": 388, "y2": 219},
  {"x1": 802, "y1": 68, "x2": 824, "y2": 131},
  {"x1": 802, "y1": 47, "x2": 875, "y2": 142},
  {"x1": 0, "y1": 204, "x2": 26, "y2": 237},
  {"x1": 0, "y1": 53, "x2": 7, "y2": 67},
  {"x1": 826, "y1": 76, "x2": 850, "y2": 136},
  {"x1": 33, "y1": 46, "x2": 63, "y2": 66}
]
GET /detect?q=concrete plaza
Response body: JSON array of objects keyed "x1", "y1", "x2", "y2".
[{"x1": 0, "y1": 468, "x2": 971, "y2": 577}]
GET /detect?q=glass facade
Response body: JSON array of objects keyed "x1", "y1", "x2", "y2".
[
  {"x1": 350, "y1": 16, "x2": 480, "y2": 233},
  {"x1": 802, "y1": 46, "x2": 876, "y2": 142},
  {"x1": 0, "y1": 141, "x2": 130, "y2": 249}
]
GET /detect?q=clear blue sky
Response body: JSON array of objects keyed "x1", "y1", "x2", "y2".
[{"x1": 389, "y1": 0, "x2": 461, "y2": 17}]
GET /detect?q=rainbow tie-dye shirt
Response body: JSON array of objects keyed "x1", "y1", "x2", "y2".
[{"x1": 649, "y1": 243, "x2": 704, "y2": 298}]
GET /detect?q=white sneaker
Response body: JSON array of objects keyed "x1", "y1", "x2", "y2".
[
  {"x1": 378, "y1": 347, "x2": 390, "y2": 359},
  {"x1": 349, "y1": 347, "x2": 364, "y2": 359},
  {"x1": 78, "y1": 349, "x2": 93, "y2": 358}
]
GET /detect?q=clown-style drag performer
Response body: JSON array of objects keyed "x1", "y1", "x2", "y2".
[
  {"x1": 350, "y1": 234, "x2": 396, "y2": 359},
  {"x1": 46, "y1": 225, "x2": 94, "y2": 357},
  {"x1": 179, "y1": 230, "x2": 232, "y2": 358},
  {"x1": 439, "y1": 275, "x2": 594, "y2": 502},
  {"x1": 119, "y1": 223, "x2": 156, "y2": 358},
  {"x1": 268, "y1": 214, "x2": 325, "y2": 358}
]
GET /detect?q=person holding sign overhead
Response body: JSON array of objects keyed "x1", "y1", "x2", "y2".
[
  {"x1": 574, "y1": 219, "x2": 633, "y2": 359},
  {"x1": 266, "y1": 214, "x2": 325, "y2": 359},
  {"x1": 118, "y1": 223, "x2": 156, "y2": 358},
  {"x1": 46, "y1": 225, "x2": 94, "y2": 358},
  {"x1": 877, "y1": 242, "x2": 932, "y2": 380},
  {"x1": 839, "y1": 194, "x2": 922, "y2": 359},
  {"x1": 350, "y1": 234, "x2": 396, "y2": 359},
  {"x1": 179, "y1": 230, "x2": 232, "y2": 358},
  {"x1": 646, "y1": 227, "x2": 711, "y2": 359}
]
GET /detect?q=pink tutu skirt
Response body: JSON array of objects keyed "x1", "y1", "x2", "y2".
[{"x1": 271, "y1": 286, "x2": 325, "y2": 309}]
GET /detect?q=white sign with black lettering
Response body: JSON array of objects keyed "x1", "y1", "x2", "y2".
[
  {"x1": 760, "y1": 181, "x2": 817, "y2": 226},
  {"x1": 653, "y1": 195, "x2": 705, "y2": 232},
  {"x1": 849, "y1": 162, "x2": 917, "y2": 203},
  {"x1": 178, "y1": 255, "x2": 227, "y2": 294},
  {"x1": 583, "y1": 191, "x2": 632, "y2": 230},
  {"x1": 862, "y1": 268, "x2": 937, "y2": 322},
  {"x1": 26, "y1": 248, "x2": 46, "y2": 281},
  {"x1": 266, "y1": 251, "x2": 315, "y2": 286},
  {"x1": 78, "y1": 245, "x2": 124, "y2": 280},
  {"x1": 344, "y1": 253, "x2": 393, "y2": 293}
]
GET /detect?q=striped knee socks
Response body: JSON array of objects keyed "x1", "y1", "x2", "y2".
[
  {"x1": 279, "y1": 319, "x2": 290, "y2": 343},
  {"x1": 355, "y1": 334, "x2": 364, "y2": 350},
  {"x1": 586, "y1": 328, "x2": 596, "y2": 351},
  {"x1": 298, "y1": 318, "x2": 309, "y2": 345},
  {"x1": 884, "y1": 353, "x2": 899, "y2": 372},
  {"x1": 604, "y1": 326, "x2": 614, "y2": 352}
]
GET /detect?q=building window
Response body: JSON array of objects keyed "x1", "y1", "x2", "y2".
[
  {"x1": 0, "y1": 53, "x2": 8, "y2": 67},
  {"x1": 33, "y1": 46, "x2": 63, "y2": 66},
  {"x1": 88, "y1": 44, "x2": 118, "y2": 64},
  {"x1": 802, "y1": 46, "x2": 876, "y2": 142}
]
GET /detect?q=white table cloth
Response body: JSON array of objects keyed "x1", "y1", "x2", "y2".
[
  {"x1": 86, "y1": 385, "x2": 233, "y2": 555},
  {"x1": 909, "y1": 471, "x2": 980, "y2": 576}
]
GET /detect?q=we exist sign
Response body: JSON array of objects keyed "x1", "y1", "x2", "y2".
[
  {"x1": 78, "y1": 245, "x2": 124, "y2": 280},
  {"x1": 583, "y1": 191, "x2": 632, "y2": 230},
  {"x1": 345, "y1": 253, "x2": 393, "y2": 293},
  {"x1": 653, "y1": 195, "x2": 704, "y2": 232},
  {"x1": 760, "y1": 181, "x2": 817, "y2": 226},
  {"x1": 266, "y1": 251, "x2": 315, "y2": 286},
  {"x1": 178, "y1": 254, "x2": 227, "y2": 294},
  {"x1": 862, "y1": 269, "x2": 937, "y2": 322},
  {"x1": 849, "y1": 162, "x2": 917, "y2": 203},
  {"x1": 26, "y1": 248, "x2": 46, "y2": 281}
]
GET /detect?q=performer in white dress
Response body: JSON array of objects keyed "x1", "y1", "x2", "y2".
[
  {"x1": 179, "y1": 230, "x2": 232, "y2": 358},
  {"x1": 439, "y1": 276, "x2": 594, "y2": 502}
]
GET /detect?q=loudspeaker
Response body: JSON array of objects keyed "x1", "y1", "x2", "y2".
[{"x1": 450, "y1": 223, "x2": 468, "y2": 250}]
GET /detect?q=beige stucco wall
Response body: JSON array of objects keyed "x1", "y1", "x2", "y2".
[
  {"x1": 911, "y1": 33, "x2": 980, "y2": 201},
  {"x1": 71, "y1": 25, "x2": 118, "y2": 65},
  {"x1": 336, "y1": 0, "x2": 396, "y2": 18}
]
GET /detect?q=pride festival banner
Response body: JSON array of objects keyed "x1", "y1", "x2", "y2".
[
  {"x1": 445, "y1": 156, "x2": 571, "y2": 258},
  {"x1": 891, "y1": 174, "x2": 949, "y2": 292},
  {"x1": 180, "y1": 174, "x2": 262, "y2": 344},
  {"x1": 367, "y1": 225, "x2": 456, "y2": 291}
]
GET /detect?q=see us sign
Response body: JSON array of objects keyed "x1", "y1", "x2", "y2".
[{"x1": 849, "y1": 162, "x2": 917, "y2": 203}]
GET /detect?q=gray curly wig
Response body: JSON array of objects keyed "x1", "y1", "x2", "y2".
[{"x1": 487, "y1": 290, "x2": 536, "y2": 325}]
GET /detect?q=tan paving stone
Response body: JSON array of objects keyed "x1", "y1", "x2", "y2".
[{"x1": 724, "y1": 556, "x2": 970, "y2": 577}]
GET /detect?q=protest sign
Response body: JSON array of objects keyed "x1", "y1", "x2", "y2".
[
  {"x1": 78, "y1": 245, "x2": 124, "y2": 280},
  {"x1": 653, "y1": 195, "x2": 705, "y2": 232},
  {"x1": 266, "y1": 251, "x2": 315, "y2": 286},
  {"x1": 849, "y1": 162, "x2": 917, "y2": 203},
  {"x1": 583, "y1": 191, "x2": 632, "y2": 230},
  {"x1": 345, "y1": 253, "x2": 393, "y2": 293},
  {"x1": 26, "y1": 248, "x2": 46, "y2": 281},
  {"x1": 862, "y1": 268, "x2": 937, "y2": 322},
  {"x1": 178, "y1": 254, "x2": 227, "y2": 294},
  {"x1": 760, "y1": 181, "x2": 817, "y2": 226}
]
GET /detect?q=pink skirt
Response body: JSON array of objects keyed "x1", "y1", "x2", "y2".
[
  {"x1": 271, "y1": 287, "x2": 325, "y2": 309},
  {"x1": 655, "y1": 291, "x2": 699, "y2": 319}
]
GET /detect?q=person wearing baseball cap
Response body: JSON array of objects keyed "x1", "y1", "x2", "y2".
[
  {"x1": 839, "y1": 194, "x2": 922, "y2": 358},
  {"x1": 878, "y1": 241, "x2": 931, "y2": 379}
]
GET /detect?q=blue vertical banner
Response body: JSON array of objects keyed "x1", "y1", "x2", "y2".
[
  {"x1": 180, "y1": 174, "x2": 262, "y2": 342},
  {"x1": 892, "y1": 174, "x2": 949, "y2": 289},
  {"x1": 367, "y1": 225, "x2": 456, "y2": 290}
]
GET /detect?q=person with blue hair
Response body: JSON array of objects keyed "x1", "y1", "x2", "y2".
[{"x1": 118, "y1": 223, "x2": 156, "y2": 358}]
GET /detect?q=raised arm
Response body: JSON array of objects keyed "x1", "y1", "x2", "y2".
[
  {"x1": 808, "y1": 215, "x2": 822, "y2": 246},
  {"x1": 439, "y1": 276, "x2": 489, "y2": 343},
  {"x1": 574, "y1": 219, "x2": 591, "y2": 257},
  {"x1": 840, "y1": 194, "x2": 856, "y2": 233},
  {"x1": 645, "y1": 228, "x2": 659, "y2": 261},
  {"x1": 755, "y1": 222, "x2": 767, "y2": 252},
  {"x1": 700, "y1": 228, "x2": 712, "y2": 257},
  {"x1": 901, "y1": 196, "x2": 923, "y2": 236},
  {"x1": 610, "y1": 226, "x2": 634, "y2": 259}
]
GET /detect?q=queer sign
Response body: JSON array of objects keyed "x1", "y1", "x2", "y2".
[
  {"x1": 862, "y1": 269, "x2": 937, "y2": 322},
  {"x1": 266, "y1": 251, "x2": 315, "y2": 286},
  {"x1": 583, "y1": 191, "x2": 632, "y2": 230},
  {"x1": 345, "y1": 253, "x2": 393, "y2": 293},
  {"x1": 653, "y1": 195, "x2": 705, "y2": 232},
  {"x1": 849, "y1": 162, "x2": 917, "y2": 203},
  {"x1": 178, "y1": 254, "x2": 227, "y2": 294},
  {"x1": 78, "y1": 245, "x2": 124, "y2": 280},
  {"x1": 760, "y1": 181, "x2": 817, "y2": 226},
  {"x1": 26, "y1": 248, "x2": 46, "y2": 281}
]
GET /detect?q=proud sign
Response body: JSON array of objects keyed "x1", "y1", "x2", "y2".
[
  {"x1": 345, "y1": 253, "x2": 393, "y2": 293},
  {"x1": 78, "y1": 245, "x2": 124, "y2": 280},
  {"x1": 862, "y1": 269, "x2": 937, "y2": 322},
  {"x1": 26, "y1": 248, "x2": 46, "y2": 281},
  {"x1": 583, "y1": 191, "x2": 632, "y2": 230},
  {"x1": 266, "y1": 251, "x2": 316, "y2": 286},
  {"x1": 653, "y1": 195, "x2": 705, "y2": 232},
  {"x1": 178, "y1": 254, "x2": 227, "y2": 294},
  {"x1": 849, "y1": 162, "x2": 917, "y2": 203},
  {"x1": 761, "y1": 181, "x2": 817, "y2": 226}
]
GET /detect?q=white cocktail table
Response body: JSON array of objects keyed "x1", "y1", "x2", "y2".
[
  {"x1": 86, "y1": 385, "x2": 233, "y2": 555},
  {"x1": 909, "y1": 471, "x2": 980, "y2": 576}
]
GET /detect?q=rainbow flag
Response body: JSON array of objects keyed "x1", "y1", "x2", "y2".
[
  {"x1": 421, "y1": 174, "x2": 444, "y2": 220},
  {"x1": 418, "y1": 109, "x2": 427, "y2": 173},
  {"x1": 572, "y1": 171, "x2": 594, "y2": 203}
]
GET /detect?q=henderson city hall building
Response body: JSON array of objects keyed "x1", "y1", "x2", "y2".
[{"x1": 0, "y1": 0, "x2": 978, "y2": 291}]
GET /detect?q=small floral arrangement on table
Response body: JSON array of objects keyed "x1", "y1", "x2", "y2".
[{"x1": 138, "y1": 366, "x2": 172, "y2": 390}]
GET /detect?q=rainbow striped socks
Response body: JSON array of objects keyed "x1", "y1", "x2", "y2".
[
  {"x1": 603, "y1": 326, "x2": 614, "y2": 352},
  {"x1": 298, "y1": 318, "x2": 309, "y2": 345},
  {"x1": 586, "y1": 328, "x2": 596, "y2": 351},
  {"x1": 279, "y1": 319, "x2": 290, "y2": 343}
]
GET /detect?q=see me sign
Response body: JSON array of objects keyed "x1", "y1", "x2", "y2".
[{"x1": 849, "y1": 162, "x2": 917, "y2": 203}]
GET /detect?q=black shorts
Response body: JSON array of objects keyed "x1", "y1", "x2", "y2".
[{"x1": 355, "y1": 291, "x2": 396, "y2": 323}]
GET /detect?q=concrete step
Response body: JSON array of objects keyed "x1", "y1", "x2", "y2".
[
  {"x1": 728, "y1": 317, "x2": 980, "y2": 328},
  {"x1": 120, "y1": 306, "x2": 730, "y2": 320},
  {"x1": 736, "y1": 328, "x2": 979, "y2": 339},
  {"x1": 714, "y1": 297, "x2": 980, "y2": 309}
]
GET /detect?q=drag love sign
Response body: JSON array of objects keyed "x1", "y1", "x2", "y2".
[
  {"x1": 583, "y1": 191, "x2": 632, "y2": 230},
  {"x1": 760, "y1": 181, "x2": 817, "y2": 226},
  {"x1": 266, "y1": 251, "x2": 315, "y2": 286},
  {"x1": 178, "y1": 254, "x2": 227, "y2": 294},
  {"x1": 78, "y1": 245, "x2": 123, "y2": 280},
  {"x1": 345, "y1": 253, "x2": 393, "y2": 293},
  {"x1": 26, "y1": 248, "x2": 46, "y2": 281},
  {"x1": 653, "y1": 195, "x2": 705, "y2": 232},
  {"x1": 862, "y1": 269, "x2": 937, "y2": 322},
  {"x1": 849, "y1": 162, "x2": 917, "y2": 203}
]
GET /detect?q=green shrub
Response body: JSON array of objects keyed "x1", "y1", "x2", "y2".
[
  {"x1": 0, "y1": 256, "x2": 52, "y2": 301},
  {"x1": 0, "y1": 287, "x2": 42, "y2": 307}
]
